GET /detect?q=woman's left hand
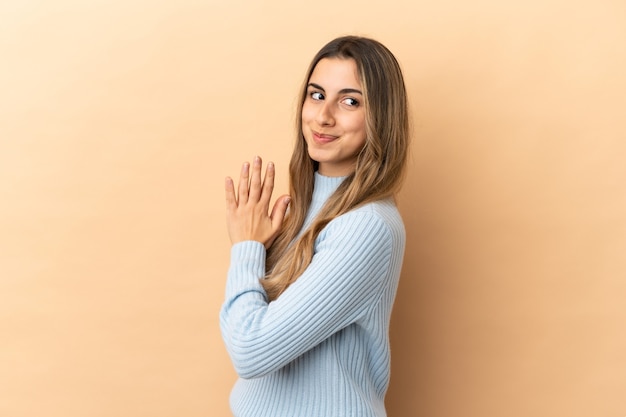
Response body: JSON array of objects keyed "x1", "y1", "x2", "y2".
[{"x1": 225, "y1": 156, "x2": 291, "y2": 249}]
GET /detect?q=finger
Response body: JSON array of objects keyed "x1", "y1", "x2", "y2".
[
  {"x1": 248, "y1": 156, "x2": 263, "y2": 202},
  {"x1": 225, "y1": 176, "x2": 237, "y2": 210},
  {"x1": 270, "y1": 194, "x2": 291, "y2": 231},
  {"x1": 237, "y1": 161, "x2": 250, "y2": 204},
  {"x1": 259, "y1": 161, "x2": 275, "y2": 206}
]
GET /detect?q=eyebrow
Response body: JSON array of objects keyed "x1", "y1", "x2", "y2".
[{"x1": 307, "y1": 82, "x2": 363, "y2": 96}]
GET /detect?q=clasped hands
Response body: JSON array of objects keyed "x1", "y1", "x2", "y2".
[{"x1": 225, "y1": 156, "x2": 291, "y2": 249}]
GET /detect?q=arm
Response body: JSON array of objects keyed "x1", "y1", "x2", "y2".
[{"x1": 220, "y1": 209, "x2": 396, "y2": 378}]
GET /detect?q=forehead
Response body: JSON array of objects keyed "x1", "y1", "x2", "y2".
[{"x1": 308, "y1": 58, "x2": 361, "y2": 89}]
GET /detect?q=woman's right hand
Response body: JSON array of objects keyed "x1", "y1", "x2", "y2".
[{"x1": 225, "y1": 156, "x2": 290, "y2": 249}]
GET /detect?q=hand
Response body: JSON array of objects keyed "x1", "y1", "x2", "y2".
[{"x1": 225, "y1": 156, "x2": 290, "y2": 249}]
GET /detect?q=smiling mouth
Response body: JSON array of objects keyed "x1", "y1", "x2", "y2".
[{"x1": 312, "y1": 131, "x2": 338, "y2": 144}]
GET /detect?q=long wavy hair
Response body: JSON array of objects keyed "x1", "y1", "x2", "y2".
[{"x1": 262, "y1": 36, "x2": 410, "y2": 301}]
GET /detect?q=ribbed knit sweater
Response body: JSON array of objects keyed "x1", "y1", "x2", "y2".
[{"x1": 220, "y1": 172, "x2": 405, "y2": 417}]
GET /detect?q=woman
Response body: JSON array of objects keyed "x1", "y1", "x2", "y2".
[{"x1": 220, "y1": 35, "x2": 409, "y2": 417}]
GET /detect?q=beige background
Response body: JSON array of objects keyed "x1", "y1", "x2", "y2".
[{"x1": 1, "y1": 0, "x2": 625, "y2": 416}]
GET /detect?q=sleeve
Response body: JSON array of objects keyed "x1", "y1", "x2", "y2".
[{"x1": 219, "y1": 210, "x2": 398, "y2": 379}]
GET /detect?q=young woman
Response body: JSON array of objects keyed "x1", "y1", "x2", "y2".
[{"x1": 221, "y1": 36, "x2": 409, "y2": 417}]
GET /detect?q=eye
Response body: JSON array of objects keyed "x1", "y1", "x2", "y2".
[
  {"x1": 310, "y1": 91, "x2": 324, "y2": 101},
  {"x1": 342, "y1": 97, "x2": 360, "y2": 107}
]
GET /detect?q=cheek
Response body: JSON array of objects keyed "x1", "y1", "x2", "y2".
[
  {"x1": 348, "y1": 114, "x2": 367, "y2": 139},
  {"x1": 300, "y1": 103, "x2": 314, "y2": 124},
  {"x1": 351, "y1": 117, "x2": 367, "y2": 151}
]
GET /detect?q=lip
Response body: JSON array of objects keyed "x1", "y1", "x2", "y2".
[{"x1": 312, "y1": 131, "x2": 339, "y2": 144}]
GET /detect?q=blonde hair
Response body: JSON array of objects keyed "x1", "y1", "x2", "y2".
[{"x1": 262, "y1": 36, "x2": 410, "y2": 301}]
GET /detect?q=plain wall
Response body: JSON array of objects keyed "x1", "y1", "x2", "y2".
[{"x1": 1, "y1": 1, "x2": 624, "y2": 416}]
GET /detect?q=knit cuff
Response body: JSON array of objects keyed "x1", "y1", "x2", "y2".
[{"x1": 226, "y1": 241, "x2": 267, "y2": 298}]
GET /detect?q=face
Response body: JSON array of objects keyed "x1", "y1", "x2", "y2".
[{"x1": 301, "y1": 58, "x2": 367, "y2": 177}]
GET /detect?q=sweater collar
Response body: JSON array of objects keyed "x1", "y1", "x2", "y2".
[{"x1": 313, "y1": 171, "x2": 347, "y2": 199}]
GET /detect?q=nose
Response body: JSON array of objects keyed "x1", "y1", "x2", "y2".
[{"x1": 315, "y1": 102, "x2": 335, "y2": 127}]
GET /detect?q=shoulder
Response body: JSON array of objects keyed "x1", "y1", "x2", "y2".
[{"x1": 320, "y1": 198, "x2": 405, "y2": 248}]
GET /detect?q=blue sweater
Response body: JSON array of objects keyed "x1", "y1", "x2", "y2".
[{"x1": 220, "y1": 172, "x2": 405, "y2": 417}]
